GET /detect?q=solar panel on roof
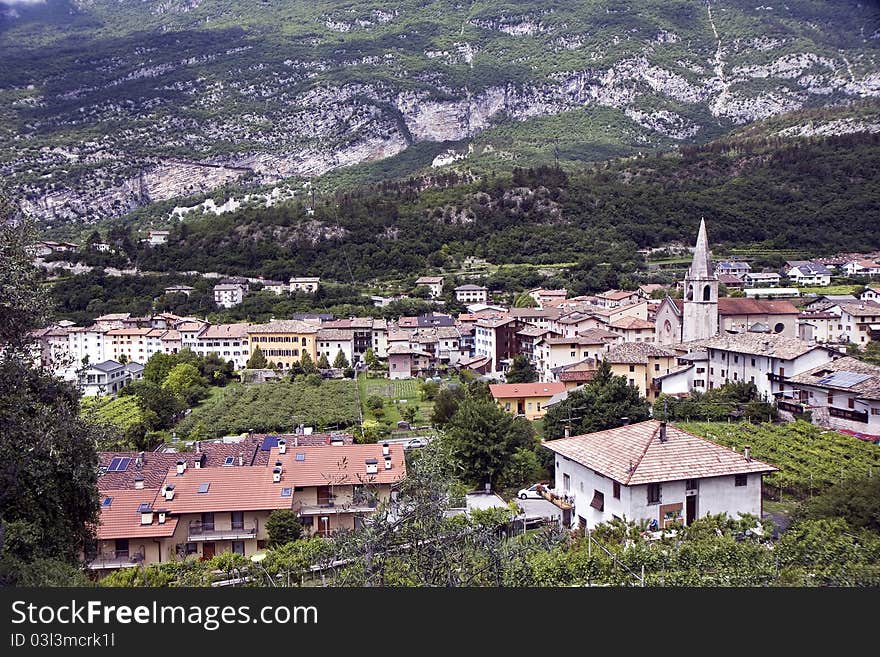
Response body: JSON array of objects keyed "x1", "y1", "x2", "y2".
[
  {"x1": 101, "y1": 497, "x2": 112, "y2": 507},
  {"x1": 107, "y1": 457, "x2": 122, "y2": 471},
  {"x1": 260, "y1": 436, "x2": 279, "y2": 451},
  {"x1": 137, "y1": 503, "x2": 152, "y2": 513},
  {"x1": 106, "y1": 457, "x2": 131, "y2": 472},
  {"x1": 295, "y1": 453, "x2": 305, "y2": 461},
  {"x1": 198, "y1": 483, "x2": 210, "y2": 494},
  {"x1": 223, "y1": 456, "x2": 235, "y2": 466},
  {"x1": 816, "y1": 372, "x2": 871, "y2": 388}
]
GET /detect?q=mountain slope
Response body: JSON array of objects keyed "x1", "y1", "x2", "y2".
[{"x1": 2, "y1": 0, "x2": 879, "y2": 224}]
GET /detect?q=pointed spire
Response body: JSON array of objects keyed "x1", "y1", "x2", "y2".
[{"x1": 688, "y1": 217, "x2": 713, "y2": 279}]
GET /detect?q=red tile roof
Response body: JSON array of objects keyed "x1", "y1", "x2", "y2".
[
  {"x1": 271, "y1": 444, "x2": 407, "y2": 487},
  {"x1": 718, "y1": 298, "x2": 799, "y2": 316},
  {"x1": 95, "y1": 489, "x2": 179, "y2": 539},
  {"x1": 490, "y1": 382, "x2": 566, "y2": 399},
  {"x1": 543, "y1": 420, "x2": 777, "y2": 485},
  {"x1": 157, "y1": 466, "x2": 297, "y2": 514}
]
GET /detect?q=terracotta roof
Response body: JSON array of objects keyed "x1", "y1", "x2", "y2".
[
  {"x1": 833, "y1": 301, "x2": 880, "y2": 318},
  {"x1": 718, "y1": 298, "x2": 798, "y2": 316},
  {"x1": 490, "y1": 382, "x2": 566, "y2": 398},
  {"x1": 605, "y1": 342, "x2": 676, "y2": 364},
  {"x1": 248, "y1": 320, "x2": 319, "y2": 334},
  {"x1": 248, "y1": 432, "x2": 355, "y2": 448},
  {"x1": 719, "y1": 274, "x2": 745, "y2": 285},
  {"x1": 387, "y1": 345, "x2": 432, "y2": 357},
  {"x1": 541, "y1": 329, "x2": 619, "y2": 345},
  {"x1": 559, "y1": 369, "x2": 597, "y2": 382},
  {"x1": 201, "y1": 323, "x2": 251, "y2": 339},
  {"x1": 609, "y1": 317, "x2": 655, "y2": 330},
  {"x1": 475, "y1": 317, "x2": 515, "y2": 328},
  {"x1": 157, "y1": 466, "x2": 297, "y2": 514},
  {"x1": 95, "y1": 489, "x2": 179, "y2": 539},
  {"x1": 787, "y1": 356, "x2": 880, "y2": 401},
  {"x1": 701, "y1": 333, "x2": 835, "y2": 360},
  {"x1": 543, "y1": 420, "x2": 777, "y2": 485},
  {"x1": 509, "y1": 307, "x2": 561, "y2": 319},
  {"x1": 598, "y1": 290, "x2": 639, "y2": 301},
  {"x1": 317, "y1": 328, "x2": 355, "y2": 340},
  {"x1": 270, "y1": 444, "x2": 407, "y2": 487},
  {"x1": 177, "y1": 321, "x2": 208, "y2": 332},
  {"x1": 517, "y1": 326, "x2": 553, "y2": 338},
  {"x1": 162, "y1": 330, "x2": 181, "y2": 341},
  {"x1": 798, "y1": 312, "x2": 837, "y2": 320},
  {"x1": 95, "y1": 313, "x2": 131, "y2": 321},
  {"x1": 106, "y1": 328, "x2": 154, "y2": 336}
]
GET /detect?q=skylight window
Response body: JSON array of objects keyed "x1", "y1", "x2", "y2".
[
  {"x1": 223, "y1": 456, "x2": 235, "y2": 466},
  {"x1": 281, "y1": 487, "x2": 292, "y2": 497},
  {"x1": 295, "y1": 453, "x2": 306, "y2": 462},
  {"x1": 198, "y1": 483, "x2": 210, "y2": 494},
  {"x1": 101, "y1": 497, "x2": 112, "y2": 507}
]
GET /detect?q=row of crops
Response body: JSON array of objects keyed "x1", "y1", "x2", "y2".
[{"x1": 80, "y1": 395, "x2": 145, "y2": 432}]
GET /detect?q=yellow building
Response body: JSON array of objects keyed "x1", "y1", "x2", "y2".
[
  {"x1": 489, "y1": 382, "x2": 566, "y2": 420},
  {"x1": 247, "y1": 319, "x2": 319, "y2": 369},
  {"x1": 605, "y1": 343, "x2": 678, "y2": 402}
]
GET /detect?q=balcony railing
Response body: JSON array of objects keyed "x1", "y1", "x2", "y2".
[
  {"x1": 767, "y1": 373, "x2": 787, "y2": 383},
  {"x1": 87, "y1": 547, "x2": 145, "y2": 570},
  {"x1": 829, "y1": 407, "x2": 869, "y2": 423},
  {"x1": 188, "y1": 520, "x2": 258, "y2": 541},
  {"x1": 777, "y1": 399, "x2": 808, "y2": 414}
]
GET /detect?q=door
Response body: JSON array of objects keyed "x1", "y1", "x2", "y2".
[
  {"x1": 201, "y1": 542, "x2": 215, "y2": 560},
  {"x1": 686, "y1": 495, "x2": 697, "y2": 525},
  {"x1": 517, "y1": 401, "x2": 525, "y2": 415}
]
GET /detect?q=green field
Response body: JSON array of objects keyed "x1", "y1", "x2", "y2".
[
  {"x1": 358, "y1": 374, "x2": 432, "y2": 426},
  {"x1": 797, "y1": 285, "x2": 862, "y2": 296},
  {"x1": 680, "y1": 420, "x2": 880, "y2": 500},
  {"x1": 81, "y1": 395, "x2": 145, "y2": 432}
]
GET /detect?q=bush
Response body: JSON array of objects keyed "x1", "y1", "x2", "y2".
[
  {"x1": 366, "y1": 395, "x2": 384, "y2": 411},
  {"x1": 266, "y1": 510, "x2": 303, "y2": 547}
]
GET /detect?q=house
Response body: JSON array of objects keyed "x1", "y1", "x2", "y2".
[
  {"x1": 536, "y1": 330, "x2": 620, "y2": 382},
  {"x1": 595, "y1": 290, "x2": 641, "y2": 308},
  {"x1": 656, "y1": 297, "x2": 800, "y2": 345},
  {"x1": 605, "y1": 342, "x2": 678, "y2": 402},
  {"x1": 246, "y1": 320, "x2": 320, "y2": 370},
  {"x1": 387, "y1": 345, "x2": 432, "y2": 379},
  {"x1": 489, "y1": 382, "x2": 566, "y2": 420},
  {"x1": 261, "y1": 280, "x2": 287, "y2": 295},
  {"x1": 783, "y1": 356, "x2": 880, "y2": 440},
  {"x1": 508, "y1": 307, "x2": 560, "y2": 331},
  {"x1": 29, "y1": 240, "x2": 78, "y2": 256},
  {"x1": 415, "y1": 276, "x2": 444, "y2": 298},
  {"x1": 164, "y1": 284, "x2": 196, "y2": 297},
  {"x1": 715, "y1": 261, "x2": 752, "y2": 278},
  {"x1": 797, "y1": 312, "x2": 839, "y2": 344},
  {"x1": 213, "y1": 283, "x2": 247, "y2": 308},
  {"x1": 607, "y1": 316, "x2": 655, "y2": 343},
  {"x1": 826, "y1": 300, "x2": 880, "y2": 345},
  {"x1": 719, "y1": 274, "x2": 746, "y2": 290},
  {"x1": 371, "y1": 318, "x2": 389, "y2": 358},
  {"x1": 516, "y1": 326, "x2": 555, "y2": 364},
  {"x1": 474, "y1": 316, "x2": 523, "y2": 374},
  {"x1": 93, "y1": 242, "x2": 112, "y2": 252},
  {"x1": 744, "y1": 287, "x2": 800, "y2": 299},
  {"x1": 289, "y1": 277, "x2": 321, "y2": 294},
  {"x1": 556, "y1": 359, "x2": 600, "y2": 389},
  {"x1": 637, "y1": 284, "x2": 666, "y2": 300},
  {"x1": 698, "y1": 333, "x2": 841, "y2": 400},
  {"x1": 861, "y1": 284, "x2": 880, "y2": 303},
  {"x1": 79, "y1": 360, "x2": 142, "y2": 397},
  {"x1": 843, "y1": 259, "x2": 880, "y2": 277},
  {"x1": 65, "y1": 326, "x2": 108, "y2": 373},
  {"x1": 454, "y1": 284, "x2": 489, "y2": 304},
  {"x1": 544, "y1": 420, "x2": 777, "y2": 530},
  {"x1": 195, "y1": 323, "x2": 251, "y2": 369},
  {"x1": 93, "y1": 313, "x2": 131, "y2": 330},
  {"x1": 145, "y1": 230, "x2": 171, "y2": 246},
  {"x1": 744, "y1": 272, "x2": 782, "y2": 288},
  {"x1": 316, "y1": 328, "x2": 355, "y2": 366},
  {"x1": 105, "y1": 327, "x2": 172, "y2": 364},
  {"x1": 528, "y1": 288, "x2": 568, "y2": 308},
  {"x1": 784, "y1": 261, "x2": 832, "y2": 287}
]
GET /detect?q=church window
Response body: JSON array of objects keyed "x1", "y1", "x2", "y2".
[{"x1": 703, "y1": 285, "x2": 711, "y2": 301}]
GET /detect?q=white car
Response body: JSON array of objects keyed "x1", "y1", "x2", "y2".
[
  {"x1": 405, "y1": 437, "x2": 429, "y2": 450},
  {"x1": 517, "y1": 483, "x2": 551, "y2": 500}
]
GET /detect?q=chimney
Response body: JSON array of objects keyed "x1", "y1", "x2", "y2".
[
  {"x1": 278, "y1": 439, "x2": 287, "y2": 455},
  {"x1": 134, "y1": 475, "x2": 144, "y2": 490},
  {"x1": 194, "y1": 441, "x2": 200, "y2": 454},
  {"x1": 744, "y1": 445, "x2": 751, "y2": 462},
  {"x1": 164, "y1": 484, "x2": 175, "y2": 501},
  {"x1": 382, "y1": 442, "x2": 390, "y2": 456},
  {"x1": 272, "y1": 467, "x2": 282, "y2": 483},
  {"x1": 365, "y1": 458, "x2": 378, "y2": 475},
  {"x1": 384, "y1": 455, "x2": 392, "y2": 470},
  {"x1": 564, "y1": 425, "x2": 571, "y2": 438},
  {"x1": 331, "y1": 435, "x2": 344, "y2": 446},
  {"x1": 176, "y1": 459, "x2": 186, "y2": 475},
  {"x1": 136, "y1": 451, "x2": 144, "y2": 468},
  {"x1": 238, "y1": 451, "x2": 244, "y2": 466},
  {"x1": 621, "y1": 417, "x2": 630, "y2": 426},
  {"x1": 140, "y1": 507, "x2": 153, "y2": 525},
  {"x1": 157, "y1": 509, "x2": 167, "y2": 524},
  {"x1": 659, "y1": 421, "x2": 668, "y2": 443}
]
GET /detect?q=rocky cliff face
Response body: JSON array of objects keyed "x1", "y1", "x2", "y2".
[{"x1": 3, "y1": 0, "x2": 879, "y2": 224}]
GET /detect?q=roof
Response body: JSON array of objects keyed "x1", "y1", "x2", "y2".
[
  {"x1": 719, "y1": 274, "x2": 745, "y2": 285},
  {"x1": 94, "y1": 313, "x2": 131, "y2": 321},
  {"x1": 475, "y1": 317, "x2": 515, "y2": 329},
  {"x1": 833, "y1": 301, "x2": 880, "y2": 318},
  {"x1": 176, "y1": 321, "x2": 208, "y2": 333},
  {"x1": 271, "y1": 444, "x2": 406, "y2": 487},
  {"x1": 787, "y1": 261, "x2": 832, "y2": 276},
  {"x1": 158, "y1": 466, "x2": 296, "y2": 514},
  {"x1": 517, "y1": 326, "x2": 552, "y2": 338},
  {"x1": 455, "y1": 284, "x2": 487, "y2": 291},
  {"x1": 638, "y1": 284, "x2": 666, "y2": 294},
  {"x1": 700, "y1": 333, "x2": 831, "y2": 360},
  {"x1": 541, "y1": 329, "x2": 619, "y2": 345},
  {"x1": 387, "y1": 345, "x2": 431, "y2": 357},
  {"x1": 509, "y1": 307, "x2": 560, "y2": 319},
  {"x1": 605, "y1": 342, "x2": 676, "y2": 364},
  {"x1": 247, "y1": 320, "x2": 319, "y2": 334},
  {"x1": 90, "y1": 360, "x2": 125, "y2": 373},
  {"x1": 248, "y1": 432, "x2": 355, "y2": 448},
  {"x1": 95, "y1": 489, "x2": 179, "y2": 539},
  {"x1": 559, "y1": 369, "x2": 598, "y2": 382},
  {"x1": 688, "y1": 218, "x2": 714, "y2": 279},
  {"x1": 201, "y1": 323, "x2": 251, "y2": 339},
  {"x1": 608, "y1": 317, "x2": 655, "y2": 330},
  {"x1": 543, "y1": 420, "x2": 777, "y2": 486},
  {"x1": 598, "y1": 290, "x2": 638, "y2": 301},
  {"x1": 317, "y1": 328, "x2": 355, "y2": 340},
  {"x1": 415, "y1": 276, "x2": 444, "y2": 284},
  {"x1": 489, "y1": 382, "x2": 566, "y2": 399},
  {"x1": 213, "y1": 283, "x2": 246, "y2": 292},
  {"x1": 717, "y1": 298, "x2": 799, "y2": 316},
  {"x1": 787, "y1": 356, "x2": 880, "y2": 401}
]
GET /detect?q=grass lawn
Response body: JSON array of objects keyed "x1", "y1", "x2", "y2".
[
  {"x1": 359, "y1": 373, "x2": 460, "y2": 428},
  {"x1": 797, "y1": 284, "x2": 861, "y2": 295}
]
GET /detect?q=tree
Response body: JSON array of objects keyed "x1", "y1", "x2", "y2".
[
  {"x1": 505, "y1": 355, "x2": 538, "y2": 383},
  {"x1": 366, "y1": 395, "x2": 384, "y2": 411},
  {"x1": 0, "y1": 216, "x2": 109, "y2": 584},
  {"x1": 265, "y1": 510, "x2": 303, "y2": 547},
  {"x1": 401, "y1": 405, "x2": 418, "y2": 425},
  {"x1": 300, "y1": 351, "x2": 318, "y2": 375},
  {"x1": 431, "y1": 386, "x2": 466, "y2": 428},
  {"x1": 162, "y1": 363, "x2": 205, "y2": 404},
  {"x1": 333, "y1": 349, "x2": 350, "y2": 369},
  {"x1": 317, "y1": 353, "x2": 330, "y2": 369},
  {"x1": 364, "y1": 348, "x2": 378, "y2": 371},
  {"x1": 246, "y1": 344, "x2": 268, "y2": 369},
  {"x1": 420, "y1": 380, "x2": 440, "y2": 401},
  {"x1": 513, "y1": 293, "x2": 538, "y2": 308},
  {"x1": 543, "y1": 360, "x2": 650, "y2": 440},
  {"x1": 443, "y1": 398, "x2": 537, "y2": 488},
  {"x1": 143, "y1": 352, "x2": 177, "y2": 385}
]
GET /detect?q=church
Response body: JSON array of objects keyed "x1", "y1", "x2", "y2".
[{"x1": 655, "y1": 219, "x2": 800, "y2": 345}]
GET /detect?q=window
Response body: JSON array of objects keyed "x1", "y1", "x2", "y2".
[
  {"x1": 828, "y1": 392, "x2": 834, "y2": 404},
  {"x1": 563, "y1": 473, "x2": 570, "y2": 493},
  {"x1": 629, "y1": 365, "x2": 635, "y2": 372},
  {"x1": 232, "y1": 541, "x2": 245, "y2": 555},
  {"x1": 629, "y1": 378, "x2": 635, "y2": 387},
  {"x1": 694, "y1": 379, "x2": 705, "y2": 387},
  {"x1": 848, "y1": 398, "x2": 855, "y2": 409},
  {"x1": 647, "y1": 483, "x2": 661, "y2": 504},
  {"x1": 654, "y1": 363, "x2": 660, "y2": 371},
  {"x1": 231, "y1": 511, "x2": 244, "y2": 531},
  {"x1": 751, "y1": 358, "x2": 756, "y2": 367},
  {"x1": 735, "y1": 474, "x2": 748, "y2": 487},
  {"x1": 872, "y1": 408, "x2": 880, "y2": 416},
  {"x1": 613, "y1": 481, "x2": 620, "y2": 499},
  {"x1": 590, "y1": 490, "x2": 604, "y2": 511},
  {"x1": 114, "y1": 538, "x2": 129, "y2": 559},
  {"x1": 201, "y1": 512, "x2": 215, "y2": 531},
  {"x1": 686, "y1": 479, "x2": 699, "y2": 491}
]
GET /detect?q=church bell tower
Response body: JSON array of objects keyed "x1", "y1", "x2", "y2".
[{"x1": 682, "y1": 218, "x2": 719, "y2": 342}]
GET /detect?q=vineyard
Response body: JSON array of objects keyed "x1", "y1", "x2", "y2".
[
  {"x1": 80, "y1": 395, "x2": 145, "y2": 431},
  {"x1": 680, "y1": 421, "x2": 880, "y2": 499},
  {"x1": 175, "y1": 380, "x2": 360, "y2": 438}
]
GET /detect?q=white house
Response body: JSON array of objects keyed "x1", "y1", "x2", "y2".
[
  {"x1": 784, "y1": 356, "x2": 880, "y2": 439},
  {"x1": 861, "y1": 285, "x2": 880, "y2": 303},
  {"x1": 261, "y1": 280, "x2": 287, "y2": 295},
  {"x1": 145, "y1": 230, "x2": 170, "y2": 246},
  {"x1": 415, "y1": 276, "x2": 444, "y2": 298},
  {"x1": 454, "y1": 284, "x2": 488, "y2": 304},
  {"x1": 826, "y1": 300, "x2": 880, "y2": 345},
  {"x1": 194, "y1": 323, "x2": 251, "y2": 369},
  {"x1": 316, "y1": 328, "x2": 355, "y2": 366},
  {"x1": 544, "y1": 420, "x2": 777, "y2": 530},
  {"x1": 536, "y1": 331, "x2": 620, "y2": 382},
  {"x1": 843, "y1": 259, "x2": 880, "y2": 277},
  {"x1": 79, "y1": 360, "x2": 143, "y2": 397},
  {"x1": 744, "y1": 272, "x2": 781, "y2": 288},
  {"x1": 164, "y1": 285, "x2": 195, "y2": 297},
  {"x1": 289, "y1": 277, "x2": 321, "y2": 294},
  {"x1": 65, "y1": 326, "x2": 108, "y2": 374},
  {"x1": 784, "y1": 261, "x2": 832, "y2": 287},
  {"x1": 213, "y1": 283, "x2": 247, "y2": 308},
  {"x1": 715, "y1": 261, "x2": 751, "y2": 278},
  {"x1": 699, "y1": 333, "x2": 840, "y2": 400},
  {"x1": 595, "y1": 290, "x2": 641, "y2": 308}
]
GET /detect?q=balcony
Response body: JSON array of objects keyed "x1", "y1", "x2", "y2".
[
  {"x1": 87, "y1": 547, "x2": 145, "y2": 570},
  {"x1": 777, "y1": 399, "x2": 808, "y2": 414},
  {"x1": 187, "y1": 520, "x2": 258, "y2": 541},
  {"x1": 829, "y1": 407, "x2": 869, "y2": 423},
  {"x1": 767, "y1": 373, "x2": 787, "y2": 383}
]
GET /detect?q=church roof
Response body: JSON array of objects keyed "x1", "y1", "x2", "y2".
[{"x1": 687, "y1": 218, "x2": 714, "y2": 280}]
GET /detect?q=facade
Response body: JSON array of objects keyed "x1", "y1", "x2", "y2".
[
  {"x1": 415, "y1": 276, "x2": 444, "y2": 298},
  {"x1": 744, "y1": 272, "x2": 782, "y2": 287},
  {"x1": 596, "y1": 290, "x2": 641, "y2": 308},
  {"x1": 316, "y1": 328, "x2": 355, "y2": 366},
  {"x1": 195, "y1": 324, "x2": 251, "y2": 369},
  {"x1": 798, "y1": 312, "x2": 838, "y2": 344},
  {"x1": 607, "y1": 316, "x2": 655, "y2": 343},
  {"x1": 784, "y1": 261, "x2": 832, "y2": 287},
  {"x1": 528, "y1": 288, "x2": 568, "y2": 308},
  {"x1": 536, "y1": 330, "x2": 620, "y2": 382},
  {"x1": 387, "y1": 345, "x2": 432, "y2": 379},
  {"x1": 545, "y1": 420, "x2": 777, "y2": 530},
  {"x1": 843, "y1": 260, "x2": 880, "y2": 277},
  {"x1": 489, "y1": 382, "x2": 566, "y2": 420},
  {"x1": 247, "y1": 320, "x2": 319, "y2": 370},
  {"x1": 657, "y1": 297, "x2": 800, "y2": 345},
  {"x1": 146, "y1": 230, "x2": 170, "y2": 246},
  {"x1": 261, "y1": 280, "x2": 287, "y2": 295},
  {"x1": 682, "y1": 218, "x2": 719, "y2": 343},
  {"x1": 289, "y1": 277, "x2": 321, "y2": 294},
  {"x1": 79, "y1": 360, "x2": 142, "y2": 397},
  {"x1": 105, "y1": 328, "x2": 171, "y2": 364},
  {"x1": 474, "y1": 317, "x2": 522, "y2": 373},
  {"x1": 783, "y1": 356, "x2": 880, "y2": 439},
  {"x1": 716, "y1": 261, "x2": 752, "y2": 278},
  {"x1": 164, "y1": 285, "x2": 195, "y2": 297},
  {"x1": 213, "y1": 283, "x2": 247, "y2": 308},
  {"x1": 605, "y1": 343, "x2": 678, "y2": 402},
  {"x1": 827, "y1": 301, "x2": 880, "y2": 345},
  {"x1": 454, "y1": 284, "x2": 489, "y2": 304}
]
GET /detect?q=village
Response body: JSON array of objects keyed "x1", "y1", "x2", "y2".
[{"x1": 26, "y1": 220, "x2": 880, "y2": 577}]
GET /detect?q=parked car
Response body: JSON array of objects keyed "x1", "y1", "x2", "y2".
[
  {"x1": 405, "y1": 437, "x2": 429, "y2": 450},
  {"x1": 517, "y1": 483, "x2": 551, "y2": 500}
]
